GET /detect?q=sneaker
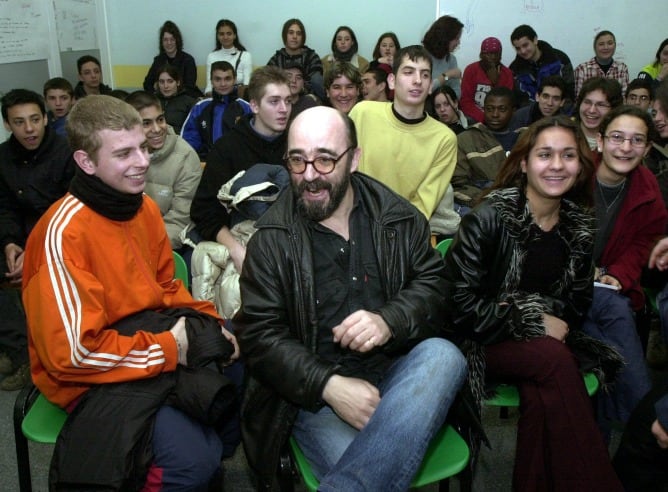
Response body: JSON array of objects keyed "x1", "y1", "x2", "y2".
[
  {"x1": 0, "y1": 353, "x2": 12, "y2": 375},
  {"x1": 0, "y1": 362, "x2": 31, "y2": 391}
]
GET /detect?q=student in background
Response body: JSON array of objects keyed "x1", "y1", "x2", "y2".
[
  {"x1": 190, "y1": 66, "x2": 292, "y2": 273},
  {"x1": 575, "y1": 76, "x2": 622, "y2": 150},
  {"x1": 204, "y1": 19, "x2": 253, "y2": 96},
  {"x1": 626, "y1": 78, "x2": 654, "y2": 112},
  {"x1": 513, "y1": 75, "x2": 566, "y2": 127},
  {"x1": 371, "y1": 32, "x2": 400, "y2": 67},
  {"x1": 143, "y1": 20, "x2": 200, "y2": 98},
  {"x1": 267, "y1": 18, "x2": 324, "y2": 99},
  {"x1": 460, "y1": 37, "x2": 514, "y2": 123},
  {"x1": 646, "y1": 80, "x2": 668, "y2": 208},
  {"x1": 126, "y1": 91, "x2": 201, "y2": 250},
  {"x1": 361, "y1": 65, "x2": 391, "y2": 102},
  {"x1": 574, "y1": 30, "x2": 629, "y2": 97},
  {"x1": 509, "y1": 24, "x2": 574, "y2": 107},
  {"x1": 180, "y1": 61, "x2": 251, "y2": 160},
  {"x1": 43, "y1": 77, "x2": 74, "y2": 137},
  {"x1": 73, "y1": 55, "x2": 112, "y2": 99},
  {"x1": 453, "y1": 87, "x2": 520, "y2": 213},
  {"x1": 638, "y1": 38, "x2": 668, "y2": 88},
  {"x1": 0, "y1": 89, "x2": 74, "y2": 391},
  {"x1": 284, "y1": 61, "x2": 319, "y2": 122},
  {"x1": 423, "y1": 15, "x2": 464, "y2": 97},
  {"x1": 155, "y1": 65, "x2": 196, "y2": 134},
  {"x1": 430, "y1": 85, "x2": 474, "y2": 135},
  {"x1": 324, "y1": 62, "x2": 361, "y2": 114},
  {"x1": 321, "y1": 26, "x2": 369, "y2": 76},
  {"x1": 350, "y1": 45, "x2": 457, "y2": 219}
]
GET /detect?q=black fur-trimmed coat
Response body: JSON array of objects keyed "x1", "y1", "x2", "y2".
[{"x1": 443, "y1": 187, "x2": 623, "y2": 410}]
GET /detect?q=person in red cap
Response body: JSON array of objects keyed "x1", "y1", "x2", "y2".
[{"x1": 460, "y1": 37, "x2": 514, "y2": 123}]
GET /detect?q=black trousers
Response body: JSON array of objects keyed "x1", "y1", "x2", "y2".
[
  {"x1": 613, "y1": 381, "x2": 668, "y2": 492},
  {"x1": 0, "y1": 250, "x2": 28, "y2": 366}
]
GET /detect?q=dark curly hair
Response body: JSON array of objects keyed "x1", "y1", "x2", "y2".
[{"x1": 422, "y1": 15, "x2": 463, "y2": 60}]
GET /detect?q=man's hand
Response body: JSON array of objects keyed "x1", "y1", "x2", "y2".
[
  {"x1": 651, "y1": 419, "x2": 668, "y2": 449},
  {"x1": 649, "y1": 237, "x2": 668, "y2": 270},
  {"x1": 598, "y1": 274, "x2": 622, "y2": 290},
  {"x1": 322, "y1": 374, "x2": 380, "y2": 430},
  {"x1": 215, "y1": 227, "x2": 246, "y2": 273},
  {"x1": 543, "y1": 313, "x2": 569, "y2": 342},
  {"x1": 221, "y1": 325, "x2": 240, "y2": 364},
  {"x1": 4, "y1": 243, "x2": 24, "y2": 283},
  {"x1": 169, "y1": 317, "x2": 189, "y2": 366},
  {"x1": 332, "y1": 310, "x2": 392, "y2": 352}
]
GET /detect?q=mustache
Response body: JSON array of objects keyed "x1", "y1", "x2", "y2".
[{"x1": 298, "y1": 179, "x2": 332, "y2": 193}]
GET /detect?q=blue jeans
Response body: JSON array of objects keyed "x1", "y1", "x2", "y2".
[
  {"x1": 582, "y1": 286, "x2": 651, "y2": 428},
  {"x1": 291, "y1": 338, "x2": 467, "y2": 492},
  {"x1": 657, "y1": 281, "x2": 668, "y2": 343}
]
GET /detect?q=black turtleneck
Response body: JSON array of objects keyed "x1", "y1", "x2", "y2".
[{"x1": 69, "y1": 168, "x2": 143, "y2": 221}]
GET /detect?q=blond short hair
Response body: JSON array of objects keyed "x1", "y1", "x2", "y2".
[{"x1": 66, "y1": 95, "x2": 141, "y2": 161}]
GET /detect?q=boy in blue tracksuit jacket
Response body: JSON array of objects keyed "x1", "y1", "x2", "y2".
[{"x1": 181, "y1": 61, "x2": 251, "y2": 160}]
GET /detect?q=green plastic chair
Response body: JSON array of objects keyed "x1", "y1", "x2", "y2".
[
  {"x1": 13, "y1": 250, "x2": 191, "y2": 492},
  {"x1": 281, "y1": 424, "x2": 470, "y2": 491},
  {"x1": 172, "y1": 250, "x2": 189, "y2": 289},
  {"x1": 486, "y1": 372, "x2": 600, "y2": 409},
  {"x1": 435, "y1": 238, "x2": 453, "y2": 257}
]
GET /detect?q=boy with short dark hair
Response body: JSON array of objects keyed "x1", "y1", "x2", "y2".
[
  {"x1": 454, "y1": 87, "x2": 520, "y2": 211},
  {"x1": 350, "y1": 45, "x2": 457, "y2": 219},
  {"x1": 509, "y1": 24, "x2": 574, "y2": 107},
  {"x1": 180, "y1": 60, "x2": 251, "y2": 160},
  {"x1": 190, "y1": 66, "x2": 292, "y2": 272},
  {"x1": 0, "y1": 88, "x2": 74, "y2": 390},
  {"x1": 513, "y1": 75, "x2": 566, "y2": 126},
  {"x1": 43, "y1": 77, "x2": 74, "y2": 136},
  {"x1": 73, "y1": 55, "x2": 112, "y2": 98},
  {"x1": 626, "y1": 78, "x2": 654, "y2": 111}
]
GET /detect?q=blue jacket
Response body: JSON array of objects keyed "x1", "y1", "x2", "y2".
[
  {"x1": 509, "y1": 40, "x2": 574, "y2": 106},
  {"x1": 180, "y1": 90, "x2": 251, "y2": 159}
]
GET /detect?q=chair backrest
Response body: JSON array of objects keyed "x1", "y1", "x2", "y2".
[
  {"x1": 172, "y1": 251, "x2": 189, "y2": 289},
  {"x1": 435, "y1": 238, "x2": 453, "y2": 257}
]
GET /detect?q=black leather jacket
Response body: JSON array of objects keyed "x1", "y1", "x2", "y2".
[
  {"x1": 235, "y1": 173, "x2": 447, "y2": 489},
  {"x1": 444, "y1": 187, "x2": 594, "y2": 347}
]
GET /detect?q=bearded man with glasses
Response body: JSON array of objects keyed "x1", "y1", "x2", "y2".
[{"x1": 235, "y1": 106, "x2": 466, "y2": 491}]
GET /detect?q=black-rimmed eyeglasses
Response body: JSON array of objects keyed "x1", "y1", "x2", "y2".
[{"x1": 283, "y1": 146, "x2": 354, "y2": 175}]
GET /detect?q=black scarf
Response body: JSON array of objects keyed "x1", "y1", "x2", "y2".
[
  {"x1": 69, "y1": 168, "x2": 143, "y2": 221},
  {"x1": 332, "y1": 47, "x2": 355, "y2": 63}
]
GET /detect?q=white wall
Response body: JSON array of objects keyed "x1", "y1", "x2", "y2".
[
  {"x1": 440, "y1": 0, "x2": 663, "y2": 80},
  {"x1": 105, "y1": 0, "x2": 437, "y2": 69}
]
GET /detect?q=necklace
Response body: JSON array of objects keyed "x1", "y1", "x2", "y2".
[
  {"x1": 597, "y1": 178, "x2": 626, "y2": 212},
  {"x1": 528, "y1": 202, "x2": 560, "y2": 231}
]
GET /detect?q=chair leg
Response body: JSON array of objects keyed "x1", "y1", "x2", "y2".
[
  {"x1": 277, "y1": 444, "x2": 296, "y2": 492},
  {"x1": 14, "y1": 384, "x2": 38, "y2": 492}
]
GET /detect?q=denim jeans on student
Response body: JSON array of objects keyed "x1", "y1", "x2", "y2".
[
  {"x1": 582, "y1": 286, "x2": 652, "y2": 429},
  {"x1": 291, "y1": 338, "x2": 467, "y2": 492}
]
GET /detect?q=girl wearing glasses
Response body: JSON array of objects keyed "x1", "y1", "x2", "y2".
[
  {"x1": 582, "y1": 105, "x2": 667, "y2": 437},
  {"x1": 443, "y1": 115, "x2": 623, "y2": 490},
  {"x1": 575, "y1": 77, "x2": 623, "y2": 150}
]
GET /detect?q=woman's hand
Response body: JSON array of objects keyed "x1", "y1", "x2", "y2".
[
  {"x1": 598, "y1": 274, "x2": 621, "y2": 290},
  {"x1": 543, "y1": 313, "x2": 569, "y2": 342}
]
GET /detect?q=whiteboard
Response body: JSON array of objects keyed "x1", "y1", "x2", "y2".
[
  {"x1": 54, "y1": 0, "x2": 98, "y2": 51},
  {"x1": 0, "y1": 0, "x2": 50, "y2": 63},
  {"x1": 438, "y1": 0, "x2": 663, "y2": 80}
]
